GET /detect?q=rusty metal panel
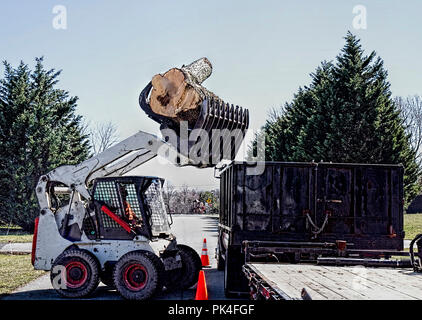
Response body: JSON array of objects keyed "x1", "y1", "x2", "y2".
[
  {"x1": 278, "y1": 165, "x2": 314, "y2": 234},
  {"x1": 219, "y1": 161, "x2": 404, "y2": 250}
]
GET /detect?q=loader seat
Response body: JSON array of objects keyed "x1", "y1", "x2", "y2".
[{"x1": 119, "y1": 184, "x2": 143, "y2": 229}]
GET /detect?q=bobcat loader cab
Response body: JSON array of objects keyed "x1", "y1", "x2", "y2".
[{"x1": 32, "y1": 82, "x2": 249, "y2": 300}]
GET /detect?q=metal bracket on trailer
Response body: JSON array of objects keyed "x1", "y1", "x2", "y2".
[
  {"x1": 243, "y1": 264, "x2": 312, "y2": 300},
  {"x1": 242, "y1": 239, "x2": 422, "y2": 271},
  {"x1": 410, "y1": 233, "x2": 422, "y2": 272},
  {"x1": 242, "y1": 265, "x2": 286, "y2": 300}
]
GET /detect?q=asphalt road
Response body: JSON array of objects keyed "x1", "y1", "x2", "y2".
[{"x1": 3, "y1": 214, "x2": 237, "y2": 301}]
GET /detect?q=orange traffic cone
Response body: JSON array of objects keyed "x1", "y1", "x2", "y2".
[
  {"x1": 195, "y1": 270, "x2": 208, "y2": 300},
  {"x1": 201, "y1": 238, "x2": 210, "y2": 267}
]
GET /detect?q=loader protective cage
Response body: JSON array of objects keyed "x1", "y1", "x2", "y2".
[
  {"x1": 139, "y1": 82, "x2": 249, "y2": 167},
  {"x1": 84, "y1": 176, "x2": 171, "y2": 241}
]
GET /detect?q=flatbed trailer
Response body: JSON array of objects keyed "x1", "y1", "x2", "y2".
[
  {"x1": 243, "y1": 262, "x2": 422, "y2": 300},
  {"x1": 242, "y1": 238, "x2": 422, "y2": 300}
]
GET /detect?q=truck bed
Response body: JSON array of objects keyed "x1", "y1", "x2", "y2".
[{"x1": 243, "y1": 263, "x2": 422, "y2": 300}]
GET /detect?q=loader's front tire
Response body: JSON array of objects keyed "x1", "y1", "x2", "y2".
[
  {"x1": 165, "y1": 244, "x2": 202, "y2": 291},
  {"x1": 113, "y1": 250, "x2": 164, "y2": 300},
  {"x1": 50, "y1": 249, "x2": 100, "y2": 298}
]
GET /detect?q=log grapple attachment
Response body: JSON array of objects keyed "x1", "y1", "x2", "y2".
[{"x1": 139, "y1": 82, "x2": 249, "y2": 167}]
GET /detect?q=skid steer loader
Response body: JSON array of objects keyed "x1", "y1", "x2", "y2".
[{"x1": 31, "y1": 82, "x2": 249, "y2": 300}]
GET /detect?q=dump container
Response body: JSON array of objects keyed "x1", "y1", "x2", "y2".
[{"x1": 217, "y1": 161, "x2": 404, "y2": 295}]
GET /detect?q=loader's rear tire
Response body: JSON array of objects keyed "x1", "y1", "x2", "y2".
[
  {"x1": 217, "y1": 252, "x2": 225, "y2": 271},
  {"x1": 50, "y1": 249, "x2": 100, "y2": 298},
  {"x1": 216, "y1": 247, "x2": 225, "y2": 271},
  {"x1": 165, "y1": 244, "x2": 202, "y2": 291},
  {"x1": 113, "y1": 250, "x2": 164, "y2": 300}
]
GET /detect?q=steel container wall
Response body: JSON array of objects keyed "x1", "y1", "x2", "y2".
[{"x1": 219, "y1": 161, "x2": 404, "y2": 250}]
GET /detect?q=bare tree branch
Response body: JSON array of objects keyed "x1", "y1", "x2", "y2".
[
  {"x1": 89, "y1": 121, "x2": 119, "y2": 155},
  {"x1": 396, "y1": 95, "x2": 422, "y2": 166},
  {"x1": 163, "y1": 181, "x2": 176, "y2": 213},
  {"x1": 79, "y1": 119, "x2": 91, "y2": 137}
]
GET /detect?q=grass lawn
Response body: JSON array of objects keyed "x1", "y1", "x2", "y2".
[
  {"x1": 0, "y1": 234, "x2": 33, "y2": 243},
  {"x1": 0, "y1": 254, "x2": 46, "y2": 296},
  {"x1": 404, "y1": 213, "x2": 422, "y2": 240},
  {"x1": 0, "y1": 227, "x2": 33, "y2": 243}
]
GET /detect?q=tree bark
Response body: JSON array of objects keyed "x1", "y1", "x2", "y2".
[{"x1": 149, "y1": 58, "x2": 221, "y2": 125}]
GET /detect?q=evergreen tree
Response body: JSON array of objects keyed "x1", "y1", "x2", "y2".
[
  {"x1": 250, "y1": 32, "x2": 420, "y2": 205},
  {"x1": 0, "y1": 58, "x2": 90, "y2": 231}
]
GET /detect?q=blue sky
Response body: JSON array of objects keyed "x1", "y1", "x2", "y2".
[{"x1": 1, "y1": 1, "x2": 421, "y2": 188}]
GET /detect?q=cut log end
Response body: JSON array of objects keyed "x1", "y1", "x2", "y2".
[
  {"x1": 148, "y1": 58, "x2": 221, "y2": 126},
  {"x1": 150, "y1": 68, "x2": 202, "y2": 123}
]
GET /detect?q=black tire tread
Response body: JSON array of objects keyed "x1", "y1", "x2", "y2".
[
  {"x1": 113, "y1": 250, "x2": 163, "y2": 300},
  {"x1": 165, "y1": 244, "x2": 202, "y2": 291},
  {"x1": 50, "y1": 248, "x2": 100, "y2": 298},
  {"x1": 216, "y1": 249, "x2": 225, "y2": 271}
]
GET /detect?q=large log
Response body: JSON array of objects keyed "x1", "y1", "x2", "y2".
[{"x1": 149, "y1": 58, "x2": 221, "y2": 125}]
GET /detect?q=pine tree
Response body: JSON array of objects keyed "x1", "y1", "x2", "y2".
[
  {"x1": 0, "y1": 58, "x2": 90, "y2": 231},
  {"x1": 250, "y1": 32, "x2": 420, "y2": 205}
]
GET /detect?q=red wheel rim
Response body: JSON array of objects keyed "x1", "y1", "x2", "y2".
[
  {"x1": 123, "y1": 263, "x2": 148, "y2": 291},
  {"x1": 65, "y1": 261, "x2": 88, "y2": 288}
]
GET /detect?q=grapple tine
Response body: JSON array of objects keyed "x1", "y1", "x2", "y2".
[
  {"x1": 235, "y1": 107, "x2": 247, "y2": 158},
  {"x1": 219, "y1": 103, "x2": 229, "y2": 159},
  {"x1": 222, "y1": 103, "x2": 235, "y2": 160},
  {"x1": 231, "y1": 105, "x2": 241, "y2": 159},
  {"x1": 202, "y1": 99, "x2": 214, "y2": 133},
  {"x1": 215, "y1": 101, "x2": 228, "y2": 160},
  {"x1": 209, "y1": 100, "x2": 223, "y2": 160}
]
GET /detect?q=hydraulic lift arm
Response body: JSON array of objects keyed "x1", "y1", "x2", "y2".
[{"x1": 37, "y1": 130, "x2": 189, "y2": 208}]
